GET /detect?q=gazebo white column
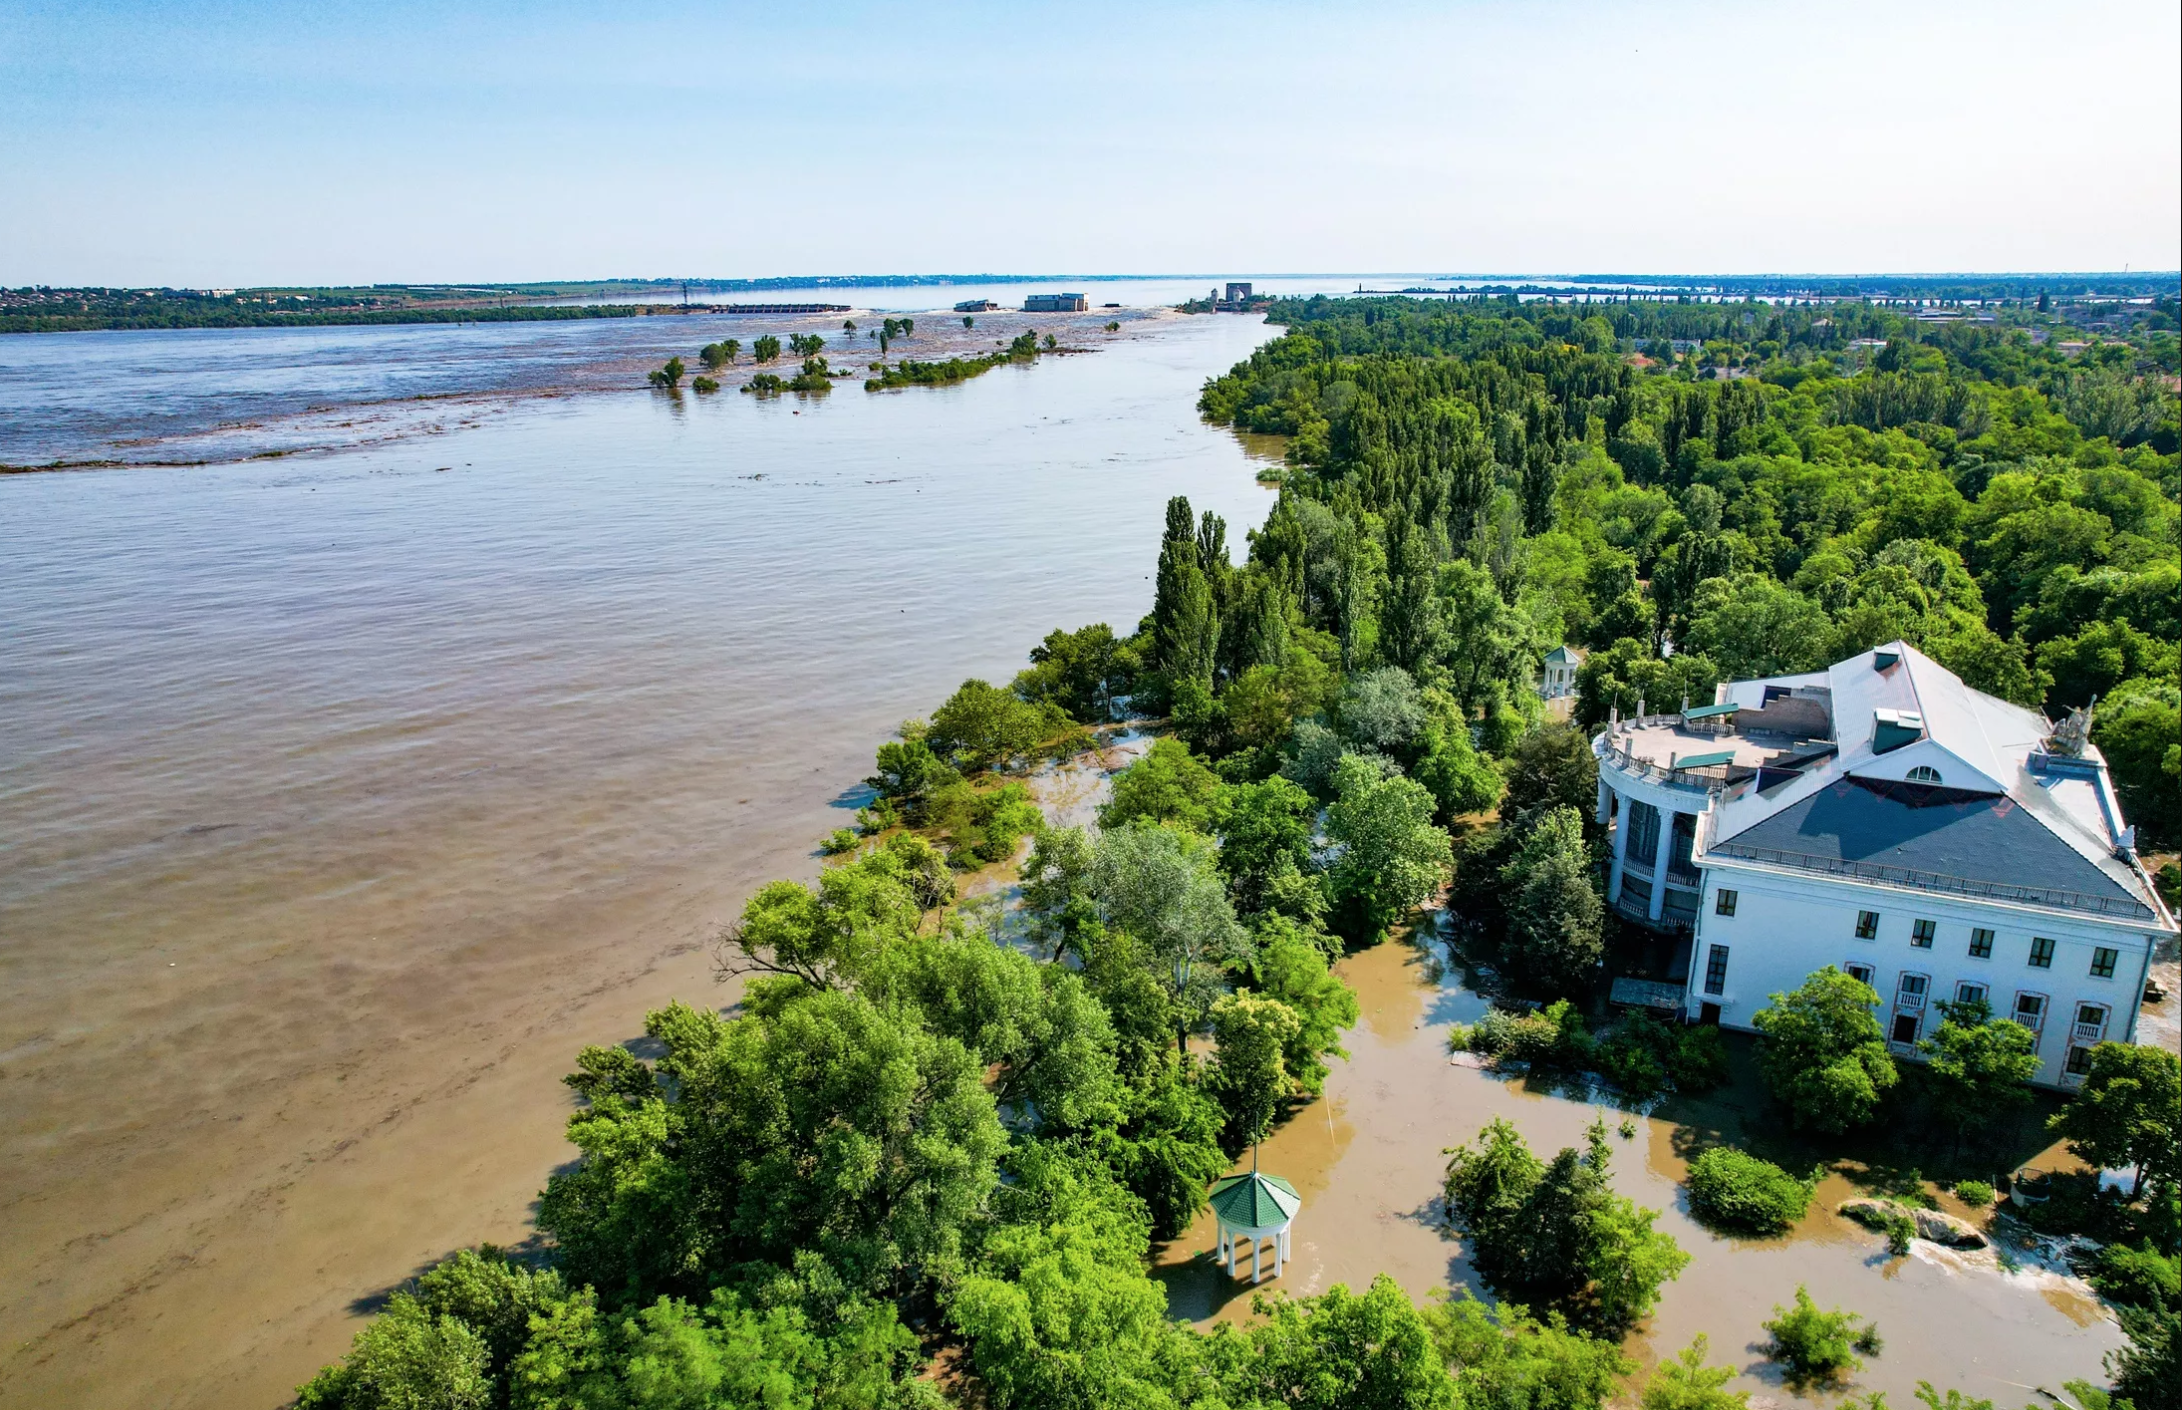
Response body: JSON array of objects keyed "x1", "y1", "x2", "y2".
[{"x1": 1209, "y1": 1168, "x2": 1302, "y2": 1285}]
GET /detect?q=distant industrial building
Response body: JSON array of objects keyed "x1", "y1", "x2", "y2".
[
  {"x1": 1022, "y1": 293, "x2": 1088, "y2": 312},
  {"x1": 1211, "y1": 282, "x2": 1262, "y2": 312},
  {"x1": 954, "y1": 299, "x2": 1000, "y2": 313}
]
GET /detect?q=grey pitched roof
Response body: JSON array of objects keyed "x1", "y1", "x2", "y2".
[{"x1": 1712, "y1": 776, "x2": 2155, "y2": 921}]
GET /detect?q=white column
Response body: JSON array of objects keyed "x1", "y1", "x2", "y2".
[
  {"x1": 1607, "y1": 790, "x2": 1630, "y2": 903},
  {"x1": 1647, "y1": 808, "x2": 1675, "y2": 921},
  {"x1": 1252, "y1": 1236, "x2": 1263, "y2": 1282},
  {"x1": 1274, "y1": 1228, "x2": 1285, "y2": 1277},
  {"x1": 1595, "y1": 776, "x2": 1610, "y2": 826},
  {"x1": 1223, "y1": 1227, "x2": 1234, "y2": 1276}
]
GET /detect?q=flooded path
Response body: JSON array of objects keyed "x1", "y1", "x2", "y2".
[
  {"x1": 1153, "y1": 931, "x2": 2124, "y2": 1404},
  {"x1": 0, "y1": 314, "x2": 1278, "y2": 1409}
]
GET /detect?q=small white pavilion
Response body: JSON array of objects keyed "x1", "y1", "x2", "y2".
[{"x1": 1209, "y1": 1165, "x2": 1301, "y2": 1282}]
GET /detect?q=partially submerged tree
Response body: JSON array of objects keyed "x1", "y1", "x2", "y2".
[{"x1": 1751, "y1": 967, "x2": 1899, "y2": 1133}]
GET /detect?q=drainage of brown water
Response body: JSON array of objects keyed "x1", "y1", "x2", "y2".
[{"x1": 1152, "y1": 931, "x2": 2123, "y2": 1403}]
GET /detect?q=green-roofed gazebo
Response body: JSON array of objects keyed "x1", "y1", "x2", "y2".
[{"x1": 1209, "y1": 1167, "x2": 1301, "y2": 1282}]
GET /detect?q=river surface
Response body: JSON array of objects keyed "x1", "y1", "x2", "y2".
[{"x1": 0, "y1": 311, "x2": 1282, "y2": 1409}]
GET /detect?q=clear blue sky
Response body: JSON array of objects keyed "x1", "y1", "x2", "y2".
[{"x1": 4, "y1": 0, "x2": 2176, "y2": 286}]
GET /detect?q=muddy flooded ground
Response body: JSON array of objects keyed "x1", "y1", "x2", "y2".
[{"x1": 1152, "y1": 931, "x2": 2124, "y2": 1404}]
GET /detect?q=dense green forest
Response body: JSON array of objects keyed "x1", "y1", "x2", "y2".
[{"x1": 296, "y1": 295, "x2": 2180, "y2": 1410}]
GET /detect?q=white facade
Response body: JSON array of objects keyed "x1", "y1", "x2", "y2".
[{"x1": 1592, "y1": 641, "x2": 2175, "y2": 1089}]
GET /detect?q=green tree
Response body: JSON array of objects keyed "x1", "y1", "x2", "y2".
[
  {"x1": 1014, "y1": 622, "x2": 1122, "y2": 722},
  {"x1": 1499, "y1": 721, "x2": 1596, "y2": 828},
  {"x1": 927, "y1": 678, "x2": 1053, "y2": 772},
  {"x1": 1215, "y1": 774, "x2": 1318, "y2": 915},
  {"x1": 1442, "y1": 1118, "x2": 1689, "y2": 1336},
  {"x1": 538, "y1": 992, "x2": 1005, "y2": 1304},
  {"x1": 753, "y1": 333, "x2": 781, "y2": 363},
  {"x1": 1642, "y1": 1335, "x2": 1749, "y2": 1410},
  {"x1": 1684, "y1": 573, "x2": 1834, "y2": 680},
  {"x1": 1208, "y1": 989, "x2": 1305, "y2": 1150},
  {"x1": 1419, "y1": 1296, "x2": 1631, "y2": 1410},
  {"x1": 1760, "y1": 1285, "x2": 1880, "y2": 1386},
  {"x1": 2049, "y1": 1042, "x2": 2182, "y2": 1197},
  {"x1": 647, "y1": 356, "x2": 685, "y2": 390},
  {"x1": 1751, "y1": 968, "x2": 1899, "y2": 1133},
  {"x1": 1684, "y1": 1149, "x2": 1816, "y2": 1235},
  {"x1": 1324, "y1": 754, "x2": 1452, "y2": 943},
  {"x1": 2094, "y1": 676, "x2": 2181, "y2": 847},
  {"x1": 1917, "y1": 998, "x2": 2040, "y2": 1143},
  {"x1": 1019, "y1": 824, "x2": 1099, "y2": 962},
  {"x1": 1092, "y1": 821, "x2": 1248, "y2": 1045},
  {"x1": 947, "y1": 1145, "x2": 1181, "y2": 1410},
  {"x1": 1100, "y1": 737, "x2": 1226, "y2": 832},
  {"x1": 1497, "y1": 806, "x2": 1603, "y2": 997},
  {"x1": 1250, "y1": 928, "x2": 1359, "y2": 1095},
  {"x1": 1339, "y1": 665, "x2": 1430, "y2": 756},
  {"x1": 294, "y1": 1293, "x2": 493, "y2": 1410},
  {"x1": 1205, "y1": 1275, "x2": 1460, "y2": 1410}
]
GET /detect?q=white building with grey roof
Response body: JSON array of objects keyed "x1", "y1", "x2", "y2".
[{"x1": 1592, "y1": 640, "x2": 2175, "y2": 1088}]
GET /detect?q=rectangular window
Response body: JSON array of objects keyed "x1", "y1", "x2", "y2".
[
  {"x1": 2090, "y1": 947, "x2": 2118, "y2": 979},
  {"x1": 1968, "y1": 928, "x2": 1994, "y2": 959},
  {"x1": 2029, "y1": 936, "x2": 2055, "y2": 969},
  {"x1": 1845, "y1": 962, "x2": 1876, "y2": 987},
  {"x1": 1955, "y1": 981, "x2": 1988, "y2": 1007},
  {"x1": 1704, "y1": 945, "x2": 1730, "y2": 996},
  {"x1": 1715, "y1": 888, "x2": 1738, "y2": 917},
  {"x1": 2066, "y1": 1045, "x2": 2095, "y2": 1076},
  {"x1": 1911, "y1": 918, "x2": 1936, "y2": 948},
  {"x1": 1891, "y1": 1012, "x2": 1920, "y2": 1044},
  {"x1": 2012, "y1": 992, "x2": 2046, "y2": 1031},
  {"x1": 2075, "y1": 1004, "x2": 2107, "y2": 1034},
  {"x1": 1855, "y1": 910, "x2": 1879, "y2": 940}
]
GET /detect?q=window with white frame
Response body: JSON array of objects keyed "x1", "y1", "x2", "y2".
[
  {"x1": 1845, "y1": 961, "x2": 1876, "y2": 987},
  {"x1": 1954, "y1": 981, "x2": 1988, "y2": 1007},
  {"x1": 2012, "y1": 992, "x2": 2047, "y2": 1031},
  {"x1": 2065, "y1": 1044, "x2": 2095, "y2": 1076}
]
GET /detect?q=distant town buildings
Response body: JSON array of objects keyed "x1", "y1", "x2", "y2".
[
  {"x1": 1593, "y1": 641, "x2": 2175, "y2": 1087},
  {"x1": 1022, "y1": 293, "x2": 1088, "y2": 313}
]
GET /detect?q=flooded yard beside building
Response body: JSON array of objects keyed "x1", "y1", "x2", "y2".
[{"x1": 1154, "y1": 927, "x2": 2125, "y2": 1403}]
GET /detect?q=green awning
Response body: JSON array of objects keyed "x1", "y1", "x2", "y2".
[
  {"x1": 1682, "y1": 702, "x2": 1741, "y2": 718},
  {"x1": 1673, "y1": 749, "x2": 1737, "y2": 769}
]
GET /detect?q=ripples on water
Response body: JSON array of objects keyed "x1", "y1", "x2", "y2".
[{"x1": 0, "y1": 313, "x2": 1280, "y2": 1409}]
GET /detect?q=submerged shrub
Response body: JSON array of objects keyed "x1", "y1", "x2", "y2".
[
  {"x1": 1762, "y1": 1285, "x2": 1881, "y2": 1383},
  {"x1": 1686, "y1": 1149, "x2": 1816, "y2": 1235},
  {"x1": 1952, "y1": 1179, "x2": 1994, "y2": 1208}
]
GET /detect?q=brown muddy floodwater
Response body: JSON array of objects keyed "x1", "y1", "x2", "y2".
[
  {"x1": 0, "y1": 314, "x2": 1280, "y2": 1409},
  {"x1": 1152, "y1": 931, "x2": 2123, "y2": 1404}
]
